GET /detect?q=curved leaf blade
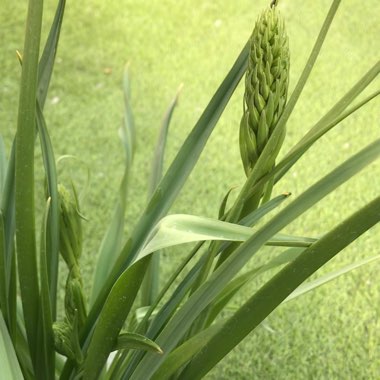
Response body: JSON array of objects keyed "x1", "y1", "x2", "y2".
[
  {"x1": 206, "y1": 247, "x2": 304, "y2": 327},
  {"x1": 83, "y1": 257, "x2": 149, "y2": 380},
  {"x1": 0, "y1": 136, "x2": 6, "y2": 200},
  {"x1": 37, "y1": 0, "x2": 66, "y2": 108},
  {"x1": 284, "y1": 254, "x2": 380, "y2": 303},
  {"x1": 36, "y1": 105, "x2": 59, "y2": 317},
  {"x1": 15, "y1": 0, "x2": 43, "y2": 366},
  {"x1": 0, "y1": 313, "x2": 24, "y2": 380},
  {"x1": 142, "y1": 84, "x2": 183, "y2": 307},
  {"x1": 138, "y1": 214, "x2": 315, "y2": 259},
  {"x1": 114, "y1": 332, "x2": 163, "y2": 354},
  {"x1": 151, "y1": 321, "x2": 223, "y2": 380}
]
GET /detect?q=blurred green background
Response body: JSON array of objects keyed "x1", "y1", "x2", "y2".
[{"x1": 1, "y1": 0, "x2": 379, "y2": 378}]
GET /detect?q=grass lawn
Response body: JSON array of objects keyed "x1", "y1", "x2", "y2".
[{"x1": 1, "y1": 0, "x2": 379, "y2": 378}]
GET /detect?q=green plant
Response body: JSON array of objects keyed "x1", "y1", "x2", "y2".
[{"x1": 0, "y1": 0, "x2": 379, "y2": 379}]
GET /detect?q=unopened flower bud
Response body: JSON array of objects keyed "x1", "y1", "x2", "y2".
[
  {"x1": 240, "y1": 6, "x2": 289, "y2": 176},
  {"x1": 58, "y1": 184, "x2": 82, "y2": 268},
  {"x1": 65, "y1": 268, "x2": 87, "y2": 329},
  {"x1": 53, "y1": 319, "x2": 83, "y2": 364}
]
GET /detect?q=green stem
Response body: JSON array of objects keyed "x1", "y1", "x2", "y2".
[{"x1": 15, "y1": 0, "x2": 44, "y2": 371}]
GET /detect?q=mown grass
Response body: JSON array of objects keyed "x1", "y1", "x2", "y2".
[{"x1": 1, "y1": 0, "x2": 379, "y2": 378}]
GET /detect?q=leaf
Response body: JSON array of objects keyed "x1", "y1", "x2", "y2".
[
  {"x1": 0, "y1": 312, "x2": 24, "y2": 380},
  {"x1": 142, "y1": 84, "x2": 183, "y2": 307},
  {"x1": 122, "y1": 62, "x2": 136, "y2": 170},
  {"x1": 206, "y1": 247, "x2": 304, "y2": 326},
  {"x1": 0, "y1": 136, "x2": 6, "y2": 201},
  {"x1": 82, "y1": 257, "x2": 150, "y2": 380},
  {"x1": 273, "y1": 68, "x2": 380, "y2": 186},
  {"x1": 284, "y1": 254, "x2": 380, "y2": 303},
  {"x1": 218, "y1": 187, "x2": 235, "y2": 219},
  {"x1": 180, "y1": 196, "x2": 380, "y2": 380},
  {"x1": 0, "y1": 141, "x2": 15, "y2": 275},
  {"x1": 34, "y1": 0, "x2": 67, "y2": 318},
  {"x1": 151, "y1": 321, "x2": 223, "y2": 380},
  {"x1": 0, "y1": 213, "x2": 7, "y2": 321},
  {"x1": 129, "y1": 138, "x2": 380, "y2": 379},
  {"x1": 148, "y1": 84, "x2": 182, "y2": 196},
  {"x1": 90, "y1": 64, "x2": 135, "y2": 306},
  {"x1": 138, "y1": 214, "x2": 315, "y2": 259},
  {"x1": 114, "y1": 332, "x2": 163, "y2": 354},
  {"x1": 37, "y1": 0, "x2": 66, "y2": 108},
  {"x1": 111, "y1": 244, "x2": 205, "y2": 379},
  {"x1": 0, "y1": 152, "x2": 17, "y2": 340},
  {"x1": 214, "y1": 192, "x2": 291, "y2": 264},
  {"x1": 15, "y1": 0, "x2": 44, "y2": 366},
  {"x1": 37, "y1": 199, "x2": 55, "y2": 379},
  {"x1": 36, "y1": 104, "x2": 59, "y2": 317}
]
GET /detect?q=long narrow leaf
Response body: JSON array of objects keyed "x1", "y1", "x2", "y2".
[
  {"x1": 90, "y1": 64, "x2": 135, "y2": 306},
  {"x1": 0, "y1": 136, "x2": 6, "y2": 200},
  {"x1": 37, "y1": 199, "x2": 55, "y2": 379},
  {"x1": 34, "y1": 0, "x2": 67, "y2": 319},
  {"x1": 110, "y1": 251, "x2": 211, "y2": 379},
  {"x1": 129, "y1": 138, "x2": 379, "y2": 379},
  {"x1": 180, "y1": 196, "x2": 380, "y2": 379},
  {"x1": 36, "y1": 104, "x2": 59, "y2": 317},
  {"x1": 0, "y1": 142, "x2": 15, "y2": 280},
  {"x1": 206, "y1": 247, "x2": 304, "y2": 327},
  {"x1": 0, "y1": 144, "x2": 17, "y2": 340},
  {"x1": 37, "y1": 0, "x2": 66, "y2": 108},
  {"x1": 273, "y1": 67, "x2": 380, "y2": 185},
  {"x1": 119, "y1": 252, "x2": 206, "y2": 379},
  {"x1": 142, "y1": 84, "x2": 183, "y2": 306},
  {"x1": 284, "y1": 254, "x2": 380, "y2": 303},
  {"x1": 148, "y1": 84, "x2": 182, "y2": 197},
  {"x1": 138, "y1": 214, "x2": 315, "y2": 259},
  {"x1": 0, "y1": 214, "x2": 7, "y2": 323},
  {"x1": 15, "y1": 0, "x2": 43, "y2": 368},
  {"x1": 151, "y1": 321, "x2": 223, "y2": 380},
  {"x1": 82, "y1": 257, "x2": 150, "y2": 380},
  {"x1": 114, "y1": 332, "x2": 163, "y2": 354},
  {"x1": 0, "y1": 313, "x2": 24, "y2": 380}
]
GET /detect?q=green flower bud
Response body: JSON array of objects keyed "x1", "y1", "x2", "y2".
[
  {"x1": 65, "y1": 268, "x2": 87, "y2": 329},
  {"x1": 58, "y1": 184, "x2": 82, "y2": 268},
  {"x1": 53, "y1": 319, "x2": 83, "y2": 364},
  {"x1": 240, "y1": 6, "x2": 289, "y2": 176}
]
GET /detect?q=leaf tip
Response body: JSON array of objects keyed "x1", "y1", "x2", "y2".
[{"x1": 16, "y1": 50, "x2": 23, "y2": 65}]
